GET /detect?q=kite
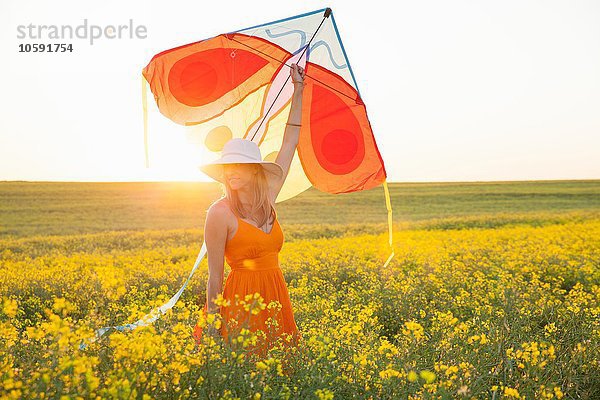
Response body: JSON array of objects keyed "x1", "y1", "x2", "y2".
[{"x1": 79, "y1": 7, "x2": 394, "y2": 350}]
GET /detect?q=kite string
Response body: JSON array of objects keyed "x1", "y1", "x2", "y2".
[
  {"x1": 249, "y1": 12, "x2": 330, "y2": 142},
  {"x1": 229, "y1": 37, "x2": 357, "y2": 104}
]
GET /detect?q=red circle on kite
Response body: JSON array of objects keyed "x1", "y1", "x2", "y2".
[
  {"x1": 178, "y1": 62, "x2": 218, "y2": 106},
  {"x1": 311, "y1": 85, "x2": 365, "y2": 175},
  {"x1": 168, "y1": 48, "x2": 269, "y2": 108},
  {"x1": 322, "y1": 130, "x2": 358, "y2": 165}
]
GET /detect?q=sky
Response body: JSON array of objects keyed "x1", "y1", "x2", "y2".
[{"x1": 1, "y1": 0, "x2": 599, "y2": 183}]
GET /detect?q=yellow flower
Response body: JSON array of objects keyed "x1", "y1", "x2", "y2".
[
  {"x1": 503, "y1": 387, "x2": 521, "y2": 398},
  {"x1": 315, "y1": 388, "x2": 334, "y2": 400},
  {"x1": 402, "y1": 321, "x2": 425, "y2": 341},
  {"x1": 419, "y1": 370, "x2": 436, "y2": 384},
  {"x1": 554, "y1": 386, "x2": 564, "y2": 399},
  {"x1": 256, "y1": 361, "x2": 267, "y2": 371},
  {"x1": 544, "y1": 322, "x2": 557, "y2": 335},
  {"x1": 379, "y1": 368, "x2": 401, "y2": 379},
  {"x1": 214, "y1": 294, "x2": 231, "y2": 307},
  {"x1": 407, "y1": 370, "x2": 418, "y2": 382},
  {"x1": 480, "y1": 333, "x2": 488, "y2": 344},
  {"x1": 3, "y1": 298, "x2": 18, "y2": 318}
]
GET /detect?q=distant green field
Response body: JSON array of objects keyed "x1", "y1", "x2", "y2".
[{"x1": 0, "y1": 180, "x2": 598, "y2": 238}]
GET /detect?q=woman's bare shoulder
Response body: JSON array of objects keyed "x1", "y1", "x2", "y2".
[
  {"x1": 208, "y1": 198, "x2": 233, "y2": 216},
  {"x1": 204, "y1": 199, "x2": 235, "y2": 239},
  {"x1": 212, "y1": 198, "x2": 240, "y2": 225}
]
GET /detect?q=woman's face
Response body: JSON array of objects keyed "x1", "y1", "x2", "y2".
[{"x1": 223, "y1": 163, "x2": 257, "y2": 190}]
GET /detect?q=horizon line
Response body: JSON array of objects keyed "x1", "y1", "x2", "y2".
[{"x1": 1, "y1": 178, "x2": 599, "y2": 184}]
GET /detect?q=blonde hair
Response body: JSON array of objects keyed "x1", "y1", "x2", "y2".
[{"x1": 220, "y1": 163, "x2": 275, "y2": 229}]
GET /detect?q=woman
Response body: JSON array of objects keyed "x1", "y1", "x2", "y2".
[{"x1": 193, "y1": 63, "x2": 306, "y2": 359}]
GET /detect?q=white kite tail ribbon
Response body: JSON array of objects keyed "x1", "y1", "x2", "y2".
[{"x1": 78, "y1": 240, "x2": 208, "y2": 351}]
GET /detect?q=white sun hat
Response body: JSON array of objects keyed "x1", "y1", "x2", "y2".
[{"x1": 198, "y1": 138, "x2": 284, "y2": 184}]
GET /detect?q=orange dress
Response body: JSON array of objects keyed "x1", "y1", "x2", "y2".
[{"x1": 193, "y1": 207, "x2": 300, "y2": 358}]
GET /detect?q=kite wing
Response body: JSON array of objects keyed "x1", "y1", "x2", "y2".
[{"x1": 142, "y1": 33, "x2": 290, "y2": 126}]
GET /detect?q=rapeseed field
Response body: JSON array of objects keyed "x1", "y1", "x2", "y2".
[{"x1": 0, "y1": 181, "x2": 598, "y2": 399}]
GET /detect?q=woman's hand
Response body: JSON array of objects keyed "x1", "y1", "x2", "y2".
[{"x1": 290, "y1": 63, "x2": 305, "y2": 91}]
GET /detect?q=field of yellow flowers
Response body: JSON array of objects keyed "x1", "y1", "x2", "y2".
[{"x1": 0, "y1": 181, "x2": 599, "y2": 399}]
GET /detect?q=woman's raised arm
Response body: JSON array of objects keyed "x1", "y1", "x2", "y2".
[{"x1": 270, "y1": 63, "x2": 306, "y2": 201}]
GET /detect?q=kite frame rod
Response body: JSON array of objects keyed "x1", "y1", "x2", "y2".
[{"x1": 250, "y1": 10, "x2": 330, "y2": 141}]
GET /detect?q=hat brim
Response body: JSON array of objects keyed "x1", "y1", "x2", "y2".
[{"x1": 198, "y1": 159, "x2": 284, "y2": 184}]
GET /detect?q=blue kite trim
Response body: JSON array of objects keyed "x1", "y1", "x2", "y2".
[{"x1": 330, "y1": 11, "x2": 361, "y2": 96}]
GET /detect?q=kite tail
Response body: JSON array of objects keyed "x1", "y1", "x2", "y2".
[
  {"x1": 382, "y1": 179, "x2": 395, "y2": 268},
  {"x1": 77, "y1": 241, "x2": 207, "y2": 351},
  {"x1": 142, "y1": 74, "x2": 149, "y2": 168}
]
